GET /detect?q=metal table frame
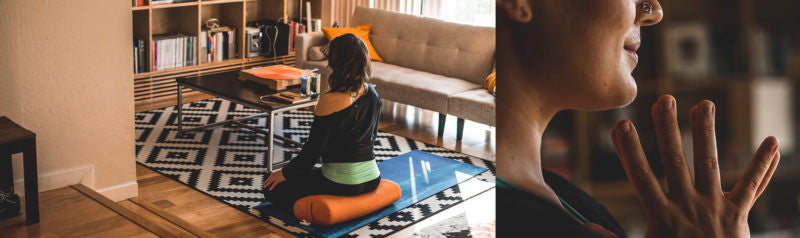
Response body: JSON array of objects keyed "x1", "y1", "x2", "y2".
[{"x1": 176, "y1": 82, "x2": 317, "y2": 172}]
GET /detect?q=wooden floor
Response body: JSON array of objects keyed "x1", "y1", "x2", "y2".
[
  {"x1": 0, "y1": 101, "x2": 495, "y2": 237},
  {"x1": 0, "y1": 187, "x2": 156, "y2": 237}
]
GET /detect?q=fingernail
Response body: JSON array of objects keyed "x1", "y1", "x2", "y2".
[
  {"x1": 706, "y1": 102, "x2": 714, "y2": 116},
  {"x1": 772, "y1": 138, "x2": 780, "y2": 152},
  {"x1": 704, "y1": 102, "x2": 714, "y2": 123},
  {"x1": 620, "y1": 121, "x2": 632, "y2": 134},
  {"x1": 661, "y1": 96, "x2": 674, "y2": 111}
]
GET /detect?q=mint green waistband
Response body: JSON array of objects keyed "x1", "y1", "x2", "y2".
[{"x1": 321, "y1": 160, "x2": 380, "y2": 185}]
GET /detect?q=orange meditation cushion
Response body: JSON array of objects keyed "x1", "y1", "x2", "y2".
[{"x1": 293, "y1": 179, "x2": 401, "y2": 226}]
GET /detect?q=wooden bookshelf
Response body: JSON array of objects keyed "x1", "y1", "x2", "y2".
[{"x1": 131, "y1": 0, "x2": 320, "y2": 111}]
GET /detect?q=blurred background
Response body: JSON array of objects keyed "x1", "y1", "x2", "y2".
[{"x1": 540, "y1": 0, "x2": 800, "y2": 237}]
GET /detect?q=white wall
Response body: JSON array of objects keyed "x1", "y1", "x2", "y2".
[{"x1": 0, "y1": 0, "x2": 138, "y2": 201}]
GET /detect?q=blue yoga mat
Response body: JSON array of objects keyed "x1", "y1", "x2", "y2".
[{"x1": 252, "y1": 150, "x2": 488, "y2": 237}]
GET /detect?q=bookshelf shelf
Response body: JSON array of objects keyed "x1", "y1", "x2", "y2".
[
  {"x1": 201, "y1": 0, "x2": 246, "y2": 6},
  {"x1": 131, "y1": 0, "x2": 311, "y2": 112},
  {"x1": 150, "y1": 2, "x2": 200, "y2": 9}
]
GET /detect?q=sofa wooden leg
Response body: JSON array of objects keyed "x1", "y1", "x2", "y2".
[
  {"x1": 456, "y1": 118, "x2": 465, "y2": 141},
  {"x1": 438, "y1": 113, "x2": 446, "y2": 138}
]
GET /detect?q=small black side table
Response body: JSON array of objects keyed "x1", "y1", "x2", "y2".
[{"x1": 0, "y1": 116, "x2": 38, "y2": 225}]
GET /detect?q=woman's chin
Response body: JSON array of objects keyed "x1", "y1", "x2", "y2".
[
  {"x1": 583, "y1": 84, "x2": 637, "y2": 111},
  {"x1": 612, "y1": 88, "x2": 637, "y2": 108}
]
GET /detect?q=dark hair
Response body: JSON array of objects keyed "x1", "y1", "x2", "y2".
[{"x1": 327, "y1": 33, "x2": 372, "y2": 93}]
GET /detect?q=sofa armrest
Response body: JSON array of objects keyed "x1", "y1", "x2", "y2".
[{"x1": 295, "y1": 31, "x2": 327, "y2": 69}]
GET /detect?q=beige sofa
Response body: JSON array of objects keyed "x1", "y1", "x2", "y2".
[{"x1": 295, "y1": 7, "x2": 495, "y2": 140}]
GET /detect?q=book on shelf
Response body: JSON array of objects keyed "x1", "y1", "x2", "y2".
[
  {"x1": 201, "y1": 26, "x2": 236, "y2": 64},
  {"x1": 298, "y1": 18, "x2": 322, "y2": 33},
  {"x1": 133, "y1": 37, "x2": 145, "y2": 73},
  {"x1": 132, "y1": 0, "x2": 145, "y2": 7},
  {"x1": 288, "y1": 21, "x2": 307, "y2": 53},
  {"x1": 285, "y1": 19, "x2": 320, "y2": 53},
  {"x1": 152, "y1": 33, "x2": 196, "y2": 71},
  {"x1": 150, "y1": 0, "x2": 173, "y2": 5}
]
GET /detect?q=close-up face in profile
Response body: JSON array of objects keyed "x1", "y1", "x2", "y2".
[{"x1": 502, "y1": 0, "x2": 662, "y2": 111}]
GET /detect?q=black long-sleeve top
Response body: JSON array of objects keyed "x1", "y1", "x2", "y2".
[
  {"x1": 498, "y1": 170, "x2": 627, "y2": 237},
  {"x1": 282, "y1": 84, "x2": 382, "y2": 181}
]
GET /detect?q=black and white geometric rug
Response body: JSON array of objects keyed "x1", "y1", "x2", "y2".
[{"x1": 135, "y1": 98, "x2": 496, "y2": 237}]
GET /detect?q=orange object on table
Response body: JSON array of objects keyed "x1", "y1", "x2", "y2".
[
  {"x1": 250, "y1": 68, "x2": 303, "y2": 80},
  {"x1": 239, "y1": 65, "x2": 309, "y2": 90},
  {"x1": 293, "y1": 179, "x2": 402, "y2": 226}
]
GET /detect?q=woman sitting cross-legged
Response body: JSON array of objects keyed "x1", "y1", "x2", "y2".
[{"x1": 261, "y1": 33, "x2": 382, "y2": 210}]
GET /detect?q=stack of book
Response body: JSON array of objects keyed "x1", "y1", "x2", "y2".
[
  {"x1": 201, "y1": 26, "x2": 236, "y2": 64},
  {"x1": 287, "y1": 19, "x2": 322, "y2": 53},
  {"x1": 133, "y1": 37, "x2": 145, "y2": 73},
  {"x1": 152, "y1": 34, "x2": 197, "y2": 71},
  {"x1": 288, "y1": 21, "x2": 306, "y2": 53}
]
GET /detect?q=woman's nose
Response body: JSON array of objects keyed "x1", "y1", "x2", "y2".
[{"x1": 636, "y1": 0, "x2": 664, "y2": 26}]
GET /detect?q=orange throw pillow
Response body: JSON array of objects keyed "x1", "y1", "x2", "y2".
[
  {"x1": 484, "y1": 69, "x2": 496, "y2": 95},
  {"x1": 322, "y1": 24, "x2": 384, "y2": 62}
]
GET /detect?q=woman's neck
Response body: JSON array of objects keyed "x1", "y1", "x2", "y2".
[{"x1": 496, "y1": 54, "x2": 562, "y2": 207}]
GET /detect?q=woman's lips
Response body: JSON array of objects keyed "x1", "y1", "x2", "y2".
[{"x1": 624, "y1": 42, "x2": 640, "y2": 64}]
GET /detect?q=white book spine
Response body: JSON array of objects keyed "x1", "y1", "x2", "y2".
[
  {"x1": 200, "y1": 32, "x2": 205, "y2": 64},
  {"x1": 174, "y1": 37, "x2": 179, "y2": 69},
  {"x1": 177, "y1": 37, "x2": 181, "y2": 68},
  {"x1": 165, "y1": 38, "x2": 170, "y2": 69},
  {"x1": 216, "y1": 32, "x2": 223, "y2": 62},
  {"x1": 158, "y1": 39, "x2": 163, "y2": 70},
  {"x1": 306, "y1": 1, "x2": 311, "y2": 33},
  {"x1": 173, "y1": 37, "x2": 178, "y2": 69},
  {"x1": 166, "y1": 38, "x2": 170, "y2": 69},
  {"x1": 180, "y1": 36, "x2": 185, "y2": 67},
  {"x1": 176, "y1": 37, "x2": 180, "y2": 68}
]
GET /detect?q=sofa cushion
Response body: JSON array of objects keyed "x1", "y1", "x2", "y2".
[
  {"x1": 370, "y1": 62, "x2": 481, "y2": 113},
  {"x1": 308, "y1": 44, "x2": 329, "y2": 61},
  {"x1": 448, "y1": 89, "x2": 496, "y2": 126},
  {"x1": 322, "y1": 24, "x2": 384, "y2": 62},
  {"x1": 352, "y1": 7, "x2": 495, "y2": 85}
]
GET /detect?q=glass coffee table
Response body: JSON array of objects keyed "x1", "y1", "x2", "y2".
[{"x1": 176, "y1": 70, "x2": 319, "y2": 172}]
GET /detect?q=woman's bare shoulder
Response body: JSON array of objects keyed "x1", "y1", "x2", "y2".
[{"x1": 314, "y1": 92, "x2": 353, "y2": 116}]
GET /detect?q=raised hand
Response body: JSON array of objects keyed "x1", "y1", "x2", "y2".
[{"x1": 611, "y1": 95, "x2": 780, "y2": 237}]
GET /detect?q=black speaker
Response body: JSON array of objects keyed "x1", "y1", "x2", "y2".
[{"x1": 246, "y1": 20, "x2": 290, "y2": 57}]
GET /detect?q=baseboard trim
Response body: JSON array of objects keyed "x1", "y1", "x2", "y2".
[
  {"x1": 97, "y1": 181, "x2": 139, "y2": 202},
  {"x1": 13, "y1": 165, "x2": 94, "y2": 196}
]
